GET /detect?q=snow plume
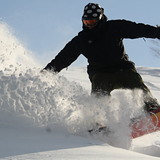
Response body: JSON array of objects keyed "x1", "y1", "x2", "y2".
[
  {"x1": 0, "y1": 22, "x2": 151, "y2": 151},
  {"x1": 101, "y1": 89, "x2": 144, "y2": 149},
  {"x1": 69, "y1": 89, "x2": 145, "y2": 149},
  {"x1": 0, "y1": 67, "x2": 145, "y2": 149},
  {"x1": 0, "y1": 70, "x2": 81, "y2": 126},
  {"x1": 57, "y1": 88, "x2": 145, "y2": 149},
  {"x1": 0, "y1": 22, "x2": 39, "y2": 72}
]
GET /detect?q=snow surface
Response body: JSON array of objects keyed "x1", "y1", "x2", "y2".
[{"x1": 0, "y1": 22, "x2": 160, "y2": 160}]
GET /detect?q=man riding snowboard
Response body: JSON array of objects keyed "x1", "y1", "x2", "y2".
[{"x1": 44, "y1": 3, "x2": 160, "y2": 112}]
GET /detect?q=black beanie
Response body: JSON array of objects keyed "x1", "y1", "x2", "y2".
[{"x1": 82, "y1": 3, "x2": 104, "y2": 20}]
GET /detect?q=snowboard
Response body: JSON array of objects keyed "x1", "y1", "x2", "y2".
[
  {"x1": 131, "y1": 108, "x2": 160, "y2": 138},
  {"x1": 88, "y1": 108, "x2": 160, "y2": 139}
]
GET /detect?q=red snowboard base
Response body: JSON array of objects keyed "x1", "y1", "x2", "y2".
[
  {"x1": 131, "y1": 108, "x2": 160, "y2": 138},
  {"x1": 88, "y1": 109, "x2": 160, "y2": 139}
]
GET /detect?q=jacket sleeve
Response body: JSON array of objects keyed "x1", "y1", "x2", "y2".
[
  {"x1": 44, "y1": 36, "x2": 82, "y2": 72},
  {"x1": 112, "y1": 20, "x2": 160, "y2": 39}
]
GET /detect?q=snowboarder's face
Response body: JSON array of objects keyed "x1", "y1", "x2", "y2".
[{"x1": 83, "y1": 19, "x2": 98, "y2": 29}]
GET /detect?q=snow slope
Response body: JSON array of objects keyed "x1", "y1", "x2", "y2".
[{"x1": 0, "y1": 22, "x2": 160, "y2": 159}]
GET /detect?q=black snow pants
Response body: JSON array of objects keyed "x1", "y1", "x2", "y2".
[{"x1": 90, "y1": 67, "x2": 159, "y2": 111}]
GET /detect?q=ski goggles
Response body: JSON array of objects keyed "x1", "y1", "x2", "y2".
[{"x1": 82, "y1": 19, "x2": 98, "y2": 28}]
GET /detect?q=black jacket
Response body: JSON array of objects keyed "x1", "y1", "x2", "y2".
[{"x1": 44, "y1": 18, "x2": 160, "y2": 80}]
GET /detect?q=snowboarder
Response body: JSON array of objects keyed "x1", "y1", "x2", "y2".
[{"x1": 43, "y1": 3, "x2": 160, "y2": 112}]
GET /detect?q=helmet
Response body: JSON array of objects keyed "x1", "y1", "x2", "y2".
[{"x1": 82, "y1": 3, "x2": 104, "y2": 28}]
